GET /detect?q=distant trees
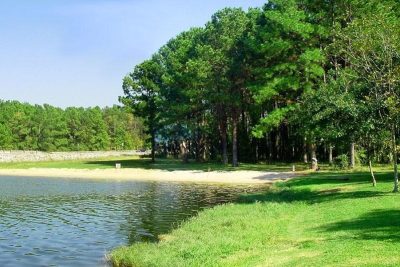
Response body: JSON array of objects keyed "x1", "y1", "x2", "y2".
[
  {"x1": 103, "y1": 106, "x2": 145, "y2": 151},
  {"x1": 0, "y1": 100, "x2": 145, "y2": 151}
]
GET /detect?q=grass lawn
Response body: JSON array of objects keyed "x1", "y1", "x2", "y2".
[
  {"x1": 110, "y1": 167, "x2": 400, "y2": 267},
  {"x1": 0, "y1": 157, "x2": 310, "y2": 172}
]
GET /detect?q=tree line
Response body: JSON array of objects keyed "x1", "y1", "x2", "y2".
[
  {"x1": 121, "y1": 0, "x2": 400, "y2": 191},
  {"x1": 0, "y1": 100, "x2": 145, "y2": 151}
]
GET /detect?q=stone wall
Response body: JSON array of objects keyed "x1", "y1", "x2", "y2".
[{"x1": 0, "y1": 150, "x2": 149, "y2": 163}]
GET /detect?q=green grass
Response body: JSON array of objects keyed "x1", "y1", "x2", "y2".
[
  {"x1": 110, "y1": 168, "x2": 400, "y2": 267},
  {"x1": 0, "y1": 157, "x2": 310, "y2": 172}
]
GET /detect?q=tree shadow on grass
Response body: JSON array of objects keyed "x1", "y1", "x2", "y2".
[
  {"x1": 238, "y1": 171, "x2": 391, "y2": 204},
  {"x1": 251, "y1": 171, "x2": 394, "y2": 187},
  {"x1": 85, "y1": 158, "x2": 235, "y2": 171},
  {"x1": 238, "y1": 187, "x2": 387, "y2": 205},
  {"x1": 85, "y1": 158, "x2": 196, "y2": 171},
  {"x1": 319, "y1": 209, "x2": 400, "y2": 242},
  {"x1": 84, "y1": 158, "x2": 306, "y2": 172}
]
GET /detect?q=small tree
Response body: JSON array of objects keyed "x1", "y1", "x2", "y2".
[{"x1": 335, "y1": 9, "x2": 400, "y2": 191}]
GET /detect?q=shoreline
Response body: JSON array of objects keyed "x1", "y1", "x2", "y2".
[
  {"x1": 0, "y1": 168, "x2": 297, "y2": 184},
  {"x1": 109, "y1": 170, "x2": 398, "y2": 267}
]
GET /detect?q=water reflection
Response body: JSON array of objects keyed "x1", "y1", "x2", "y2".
[{"x1": 0, "y1": 176, "x2": 264, "y2": 267}]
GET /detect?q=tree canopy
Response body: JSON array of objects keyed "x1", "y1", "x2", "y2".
[{"x1": 121, "y1": 0, "x2": 400, "y2": 190}]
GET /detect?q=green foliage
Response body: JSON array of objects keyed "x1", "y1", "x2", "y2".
[
  {"x1": 103, "y1": 106, "x2": 145, "y2": 150},
  {"x1": 119, "y1": 0, "x2": 400, "y2": 167},
  {"x1": 0, "y1": 100, "x2": 144, "y2": 151},
  {"x1": 355, "y1": 148, "x2": 368, "y2": 166},
  {"x1": 333, "y1": 154, "x2": 350, "y2": 170},
  {"x1": 0, "y1": 123, "x2": 13, "y2": 149},
  {"x1": 252, "y1": 105, "x2": 296, "y2": 138},
  {"x1": 121, "y1": 56, "x2": 164, "y2": 161},
  {"x1": 246, "y1": 0, "x2": 326, "y2": 138}
]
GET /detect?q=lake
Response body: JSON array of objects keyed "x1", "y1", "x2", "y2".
[{"x1": 0, "y1": 176, "x2": 263, "y2": 266}]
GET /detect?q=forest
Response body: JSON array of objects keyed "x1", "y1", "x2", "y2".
[
  {"x1": 0, "y1": 100, "x2": 145, "y2": 151},
  {"x1": 121, "y1": 0, "x2": 400, "y2": 190}
]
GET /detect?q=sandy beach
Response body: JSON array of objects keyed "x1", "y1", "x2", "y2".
[{"x1": 0, "y1": 168, "x2": 297, "y2": 184}]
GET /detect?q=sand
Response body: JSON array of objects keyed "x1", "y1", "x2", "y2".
[{"x1": 0, "y1": 168, "x2": 297, "y2": 184}]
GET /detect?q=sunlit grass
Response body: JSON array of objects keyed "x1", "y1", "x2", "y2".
[
  {"x1": 0, "y1": 157, "x2": 311, "y2": 172},
  {"x1": 110, "y1": 169, "x2": 400, "y2": 267}
]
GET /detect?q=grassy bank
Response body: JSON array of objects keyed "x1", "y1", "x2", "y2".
[
  {"x1": 110, "y1": 168, "x2": 400, "y2": 267},
  {"x1": 0, "y1": 157, "x2": 309, "y2": 172}
]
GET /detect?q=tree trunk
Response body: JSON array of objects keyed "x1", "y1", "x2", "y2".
[
  {"x1": 311, "y1": 143, "x2": 317, "y2": 159},
  {"x1": 255, "y1": 141, "x2": 259, "y2": 163},
  {"x1": 232, "y1": 111, "x2": 239, "y2": 167},
  {"x1": 369, "y1": 159, "x2": 377, "y2": 187},
  {"x1": 311, "y1": 143, "x2": 318, "y2": 170},
  {"x1": 151, "y1": 129, "x2": 156, "y2": 163},
  {"x1": 180, "y1": 140, "x2": 189, "y2": 164},
  {"x1": 266, "y1": 133, "x2": 272, "y2": 162},
  {"x1": 292, "y1": 145, "x2": 295, "y2": 160},
  {"x1": 202, "y1": 140, "x2": 209, "y2": 162},
  {"x1": 163, "y1": 142, "x2": 168, "y2": 157},
  {"x1": 220, "y1": 121, "x2": 228, "y2": 164},
  {"x1": 271, "y1": 132, "x2": 277, "y2": 161},
  {"x1": 195, "y1": 136, "x2": 200, "y2": 162},
  {"x1": 217, "y1": 105, "x2": 228, "y2": 165},
  {"x1": 392, "y1": 126, "x2": 398, "y2": 193},
  {"x1": 303, "y1": 137, "x2": 308, "y2": 163},
  {"x1": 329, "y1": 145, "x2": 333, "y2": 165},
  {"x1": 350, "y1": 142, "x2": 355, "y2": 168},
  {"x1": 275, "y1": 130, "x2": 280, "y2": 161}
]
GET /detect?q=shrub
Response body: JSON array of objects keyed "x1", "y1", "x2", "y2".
[
  {"x1": 334, "y1": 154, "x2": 349, "y2": 169},
  {"x1": 355, "y1": 148, "x2": 368, "y2": 165}
]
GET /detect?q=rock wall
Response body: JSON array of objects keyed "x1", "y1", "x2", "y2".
[{"x1": 0, "y1": 150, "x2": 149, "y2": 163}]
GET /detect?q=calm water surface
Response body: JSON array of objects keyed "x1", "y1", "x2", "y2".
[{"x1": 0, "y1": 176, "x2": 263, "y2": 266}]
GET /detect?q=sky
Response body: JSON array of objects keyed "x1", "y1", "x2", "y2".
[{"x1": 0, "y1": 0, "x2": 265, "y2": 108}]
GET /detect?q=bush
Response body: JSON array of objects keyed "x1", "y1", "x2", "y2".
[
  {"x1": 355, "y1": 148, "x2": 368, "y2": 165},
  {"x1": 334, "y1": 154, "x2": 349, "y2": 169}
]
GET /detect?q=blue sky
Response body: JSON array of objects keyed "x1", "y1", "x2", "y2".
[{"x1": 0, "y1": 0, "x2": 265, "y2": 108}]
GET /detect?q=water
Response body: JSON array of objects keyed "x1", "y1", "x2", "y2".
[{"x1": 0, "y1": 176, "x2": 263, "y2": 266}]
